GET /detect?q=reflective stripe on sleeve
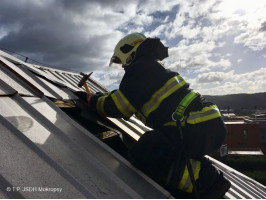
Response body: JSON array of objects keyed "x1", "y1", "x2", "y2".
[
  {"x1": 96, "y1": 96, "x2": 107, "y2": 117},
  {"x1": 111, "y1": 90, "x2": 136, "y2": 118},
  {"x1": 141, "y1": 75, "x2": 186, "y2": 118},
  {"x1": 187, "y1": 105, "x2": 221, "y2": 124},
  {"x1": 135, "y1": 111, "x2": 147, "y2": 125},
  {"x1": 177, "y1": 159, "x2": 201, "y2": 193}
]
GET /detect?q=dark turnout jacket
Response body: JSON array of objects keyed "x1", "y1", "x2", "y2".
[{"x1": 90, "y1": 38, "x2": 201, "y2": 129}]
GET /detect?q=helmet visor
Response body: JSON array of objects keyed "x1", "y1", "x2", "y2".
[{"x1": 109, "y1": 56, "x2": 122, "y2": 67}]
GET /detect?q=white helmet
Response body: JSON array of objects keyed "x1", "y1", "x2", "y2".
[{"x1": 109, "y1": 33, "x2": 146, "y2": 67}]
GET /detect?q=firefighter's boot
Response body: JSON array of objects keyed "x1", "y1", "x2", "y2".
[{"x1": 195, "y1": 158, "x2": 231, "y2": 198}]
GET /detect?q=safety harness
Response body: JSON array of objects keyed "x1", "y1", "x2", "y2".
[
  {"x1": 172, "y1": 90, "x2": 199, "y2": 122},
  {"x1": 172, "y1": 90, "x2": 200, "y2": 198}
]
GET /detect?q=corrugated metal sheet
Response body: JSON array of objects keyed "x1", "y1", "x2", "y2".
[
  {"x1": 0, "y1": 50, "x2": 171, "y2": 198},
  {"x1": 0, "y1": 49, "x2": 266, "y2": 199},
  {"x1": 0, "y1": 62, "x2": 35, "y2": 96},
  {"x1": 0, "y1": 95, "x2": 152, "y2": 198},
  {"x1": 0, "y1": 57, "x2": 50, "y2": 98},
  {"x1": 207, "y1": 156, "x2": 266, "y2": 199},
  {"x1": 0, "y1": 79, "x2": 17, "y2": 96}
]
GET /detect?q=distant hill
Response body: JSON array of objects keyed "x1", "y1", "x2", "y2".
[{"x1": 203, "y1": 92, "x2": 266, "y2": 110}]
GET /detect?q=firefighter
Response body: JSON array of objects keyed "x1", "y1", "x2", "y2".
[{"x1": 87, "y1": 33, "x2": 231, "y2": 198}]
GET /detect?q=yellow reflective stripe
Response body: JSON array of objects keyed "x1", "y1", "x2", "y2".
[
  {"x1": 111, "y1": 90, "x2": 136, "y2": 118},
  {"x1": 164, "y1": 121, "x2": 177, "y2": 126},
  {"x1": 185, "y1": 160, "x2": 201, "y2": 193},
  {"x1": 177, "y1": 159, "x2": 201, "y2": 193},
  {"x1": 103, "y1": 91, "x2": 111, "y2": 96},
  {"x1": 96, "y1": 96, "x2": 107, "y2": 117},
  {"x1": 194, "y1": 161, "x2": 200, "y2": 180},
  {"x1": 135, "y1": 112, "x2": 146, "y2": 125},
  {"x1": 141, "y1": 75, "x2": 186, "y2": 117},
  {"x1": 187, "y1": 105, "x2": 221, "y2": 124},
  {"x1": 177, "y1": 166, "x2": 189, "y2": 192}
]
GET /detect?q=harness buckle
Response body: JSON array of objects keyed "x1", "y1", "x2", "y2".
[
  {"x1": 172, "y1": 112, "x2": 184, "y2": 122},
  {"x1": 172, "y1": 104, "x2": 186, "y2": 122}
]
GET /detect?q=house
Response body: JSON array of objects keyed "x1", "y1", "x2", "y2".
[
  {"x1": 249, "y1": 114, "x2": 266, "y2": 144},
  {"x1": 224, "y1": 121, "x2": 263, "y2": 156}
]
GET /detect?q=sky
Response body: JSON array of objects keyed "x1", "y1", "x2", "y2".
[{"x1": 0, "y1": 0, "x2": 265, "y2": 95}]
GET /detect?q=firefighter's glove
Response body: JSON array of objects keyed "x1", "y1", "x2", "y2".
[{"x1": 74, "y1": 91, "x2": 88, "y2": 103}]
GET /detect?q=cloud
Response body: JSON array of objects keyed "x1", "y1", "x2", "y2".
[
  {"x1": 0, "y1": 0, "x2": 129, "y2": 72},
  {"x1": 214, "y1": 0, "x2": 266, "y2": 51},
  {"x1": 234, "y1": 30, "x2": 266, "y2": 51},
  {"x1": 93, "y1": 68, "x2": 124, "y2": 90},
  {"x1": 164, "y1": 1, "x2": 225, "y2": 40},
  {"x1": 165, "y1": 40, "x2": 231, "y2": 72},
  {"x1": 194, "y1": 68, "x2": 266, "y2": 95},
  {"x1": 119, "y1": 0, "x2": 178, "y2": 36},
  {"x1": 259, "y1": 21, "x2": 266, "y2": 32},
  {"x1": 145, "y1": 24, "x2": 168, "y2": 38},
  {"x1": 0, "y1": 0, "x2": 265, "y2": 95},
  {"x1": 237, "y1": 59, "x2": 243, "y2": 63},
  {"x1": 163, "y1": 0, "x2": 266, "y2": 70},
  {"x1": 197, "y1": 70, "x2": 234, "y2": 83},
  {"x1": 138, "y1": 0, "x2": 178, "y2": 14}
]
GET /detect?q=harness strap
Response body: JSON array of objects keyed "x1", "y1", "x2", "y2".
[
  {"x1": 171, "y1": 90, "x2": 201, "y2": 197},
  {"x1": 172, "y1": 90, "x2": 199, "y2": 122}
]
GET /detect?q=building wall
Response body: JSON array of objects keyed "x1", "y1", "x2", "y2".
[
  {"x1": 224, "y1": 123, "x2": 260, "y2": 150},
  {"x1": 258, "y1": 121, "x2": 266, "y2": 144}
]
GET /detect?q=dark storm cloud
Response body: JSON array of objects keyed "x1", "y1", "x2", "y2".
[
  {"x1": 62, "y1": 0, "x2": 126, "y2": 11},
  {"x1": 0, "y1": 0, "x2": 120, "y2": 72},
  {"x1": 259, "y1": 21, "x2": 266, "y2": 32}
]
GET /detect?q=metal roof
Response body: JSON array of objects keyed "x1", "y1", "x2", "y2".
[
  {"x1": 0, "y1": 50, "x2": 266, "y2": 198},
  {"x1": 207, "y1": 156, "x2": 266, "y2": 199}
]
